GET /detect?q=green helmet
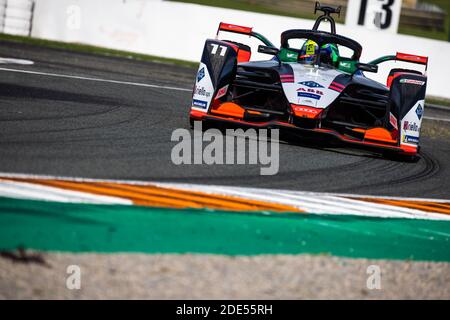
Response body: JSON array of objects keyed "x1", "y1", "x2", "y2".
[
  {"x1": 320, "y1": 43, "x2": 340, "y2": 66},
  {"x1": 299, "y1": 41, "x2": 340, "y2": 66}
]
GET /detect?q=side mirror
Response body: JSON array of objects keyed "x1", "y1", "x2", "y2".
[
  {"x1": 258, "y1": 45, "x2": 280, "y2": 56},
  {"x1": 356, "y1": 63, "x2": 378, "y2": 73}
]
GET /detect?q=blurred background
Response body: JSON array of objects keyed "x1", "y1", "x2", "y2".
[
  {"x1": 169, "y1": 0, "x2": 450, "y2": 40},
  {"x1": 0, "y1": 0, "x2": 448, "y2": 101}
]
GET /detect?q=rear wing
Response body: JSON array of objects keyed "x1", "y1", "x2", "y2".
[
  {"x1": 217, "y1": 22, "x2": 253, "y2": 36},
  {"x1": 216, "y1": 22, "x2": 274, "y2": 47},
  {"x1": 396, "y1": 52, "x2": 428, "y2": 66},
  {"x1": 370, "y1": 52, "x2": 429, "y2": 71}
]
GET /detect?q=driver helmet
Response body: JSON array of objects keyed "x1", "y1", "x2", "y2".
[
  {"x1": 299, "y1": 40, "x2": 319, "y2": 64},
  {"x1": 320, "y1": 43, "x2": 340, "y2": 66}
]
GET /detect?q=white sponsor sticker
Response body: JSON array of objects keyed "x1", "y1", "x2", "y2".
[
  {"x1": 192, "y1": 62, "x2": 214, "y2": 113},
  {"x1": 389, "y1": 112, "x2": 398, "y2": 130},
  {"x1": 400, "y1": 100, "x2": 424, "y2": 147},
  {"x1": 400, "y1": 79, "x2": 425, "y2": 86}
]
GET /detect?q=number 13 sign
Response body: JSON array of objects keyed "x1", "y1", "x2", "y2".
[{"x1": 346, "y1": 0, "x2": 403, "y2": 33}]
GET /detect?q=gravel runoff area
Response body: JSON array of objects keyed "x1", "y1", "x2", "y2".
[{"x1": 1, "y1": 252, "x2": 449, "y2": 299}]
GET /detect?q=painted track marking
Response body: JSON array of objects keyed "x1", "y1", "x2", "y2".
[
  {"x1": 0, "y1": 58, "x2": 34, "y2": 65},
  {"x1": 0, "y1": 177, "x2": 303, "y2": 213},
  {"x1": 1, "y1": 67, "x2": 447, "y2": 121},
  {"x1": 423, "y1": 116, "x2": 450, "y2": 122},
  {"x1": 0, "y1": 67, "x2": 191, "y2": 92},
  {"x1": 0, "y1": 173, "x2": 449, "y2": 220}
]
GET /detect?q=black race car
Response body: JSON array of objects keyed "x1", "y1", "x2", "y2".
[{"x1": 189, "y1": 2, "x2": 428, "y2": 158}]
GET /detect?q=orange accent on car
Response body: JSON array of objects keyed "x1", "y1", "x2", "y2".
[
  {"x1": 353, "y1": 128, "x2": 397, "y2": 143},
  {"x1": 400, "y1": 144, "x2": 417, "y2": 155},
  {"x1": 387, "y1": 72, "x2": 406, "y2": 88},
  {"x1": 396, "y1": 52, "x2": 428, "y2": 65},
  {"x1": 199, "y1": 114, "x2": 414, "y2": 154},
  {"x1": 219, "y1": 41, "x2": 239, "y2": 53},
  {"x1": 221, "y1": 40, "x2": 251, "y2": 63},
  {"x1": 210, "y1": 102, "x2": 245, "y2": 119},
  {"x1": 352, "y1": 128, "x2": 365, "y2": 134},
  {"x1": 237, "y1": 49, "x2": 251, "y2": 63},
  {"x1": 190, "y1": 109, "x2": 206, "y2": 120},
  {"x1": 361, "y1": 128, "x2": 397, "y2": 144},
  {"x1": 219, "y1": 22, "x2": 253, "y2": 35},
  {"x1": 291, "y1": 104, "x2": 323, "y2": 119}
]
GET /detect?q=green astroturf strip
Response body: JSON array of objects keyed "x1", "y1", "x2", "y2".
[{"x1": 0, "y1": 197, "x2": 449, "y2": 261}]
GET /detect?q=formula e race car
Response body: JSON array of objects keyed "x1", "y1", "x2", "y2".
[{"x1": 189, "y1": 2, "x2": 428, "y2": 159}]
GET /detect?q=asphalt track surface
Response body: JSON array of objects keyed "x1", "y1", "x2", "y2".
[{"x1": 1, "y1": 40, "x2": 449, "y2": 199}]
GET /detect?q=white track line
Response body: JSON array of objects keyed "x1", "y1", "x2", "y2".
[
  {"x1": 0, "y1": 67, "x2": 191, "y2": 92},
  {"x1": 0, "y1": 172, "x2": 448, "y2": 203},
  {"x1": 0, "y1": 173, "x2": 449, "y2": 220},
  {"x1": 155, "y1": 181, "x2": 450, "y2": 204},
  {"x1": 1, "y1": 66, "x2": 448, "y2": 120},
  {"x1": 0, "y1": 180, "x2": 132, "y2": 205},
  {"x1": 1, "y1": 67, "x2": 448, "y2": 122},
  {"x1": 423, "y1": 116, "x2": 450, "y2": 122},
  {"x1": 155, "y1": 183, "x2": 450, "y2": 220},
  {"x1": 0, "y1": 58, "x2": 34, "y2": 65}
]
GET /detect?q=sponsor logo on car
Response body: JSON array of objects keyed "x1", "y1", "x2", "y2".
[
  {"x1": 297, "y1": 87, "x2": 323, "y2": 100},
  {"x1": 197, "y1": 67, "x2": 205, "y2": 82},
  {"x1": 297, "y1": 87, "x2": 323, "y2": 95},
  {"x1": 192, "y1": 99, "x2": 207, "y2": 109},
  {"x1": 403, "y1": 135, "x2": 419, "y2": 145},
  {"x1": 215, "y1": 85, "x2": 229, "y2": 99},
  {"x1": 403, "y1": 121, "x2": 419, "y2": 132},
  {"x1": 194, "y1": 86, "x2": 211, "y2": 98},
  {"x1": 400, "y1": 79, "x2": 425, "y2": 86},
  {"x1": 293, "y1": 106, "x2": 319, "y2": 114},
  {"x1": 389, "y1": 113, "x2": 398, "y2": 130},
  {"x1": 416, "y1": 104, "x2": 423, "y2": 120},
  {"x1": 298, "y1": 81, "x2": 324, "y2": 88},
  {"x1": 297, "y1": 92, "x2": 321, "y2": 100}
]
